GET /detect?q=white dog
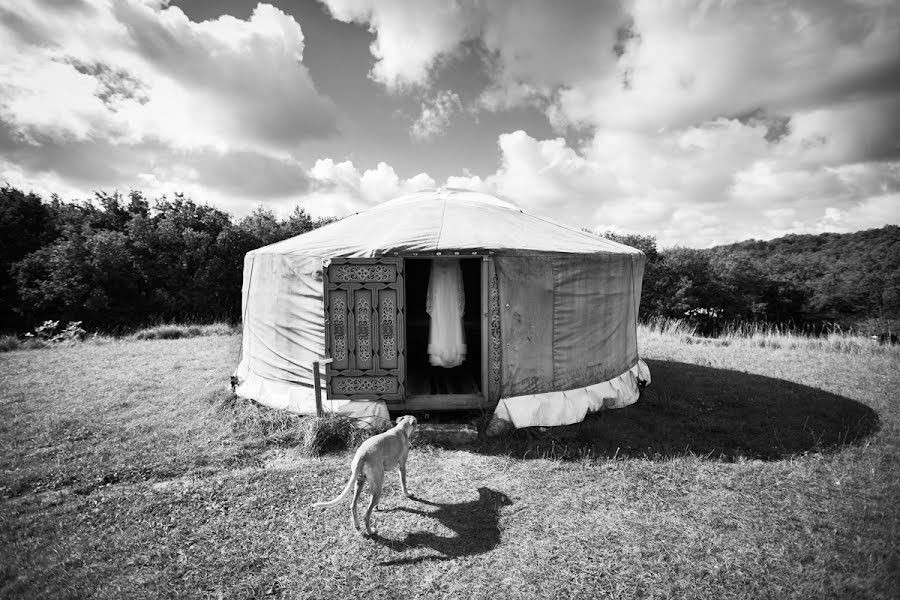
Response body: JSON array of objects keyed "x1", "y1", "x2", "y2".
[{"x1": 312, "y1": 415, "x2": 417, "y2": 535}]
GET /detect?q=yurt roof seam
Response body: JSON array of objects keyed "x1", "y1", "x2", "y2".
[{"x1": 435, "y1": 198, "x2": 448, "y2": 251}]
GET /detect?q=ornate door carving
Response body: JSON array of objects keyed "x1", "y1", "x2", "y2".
[{"x1": 324, "y1": 258, "x2": 405, "y2": 402}]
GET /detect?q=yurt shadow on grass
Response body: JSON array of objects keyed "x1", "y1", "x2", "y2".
[{"x1": 478, "y1": 359, "x2": 880, "y2": 461}]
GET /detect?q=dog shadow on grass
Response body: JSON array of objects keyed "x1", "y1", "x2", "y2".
[
  {"x1": 478, "y1": 359, "x2": 881, "y2": 461},
  {"x1": 372, "y1": 487, "x2": 512, "y2": 565}
]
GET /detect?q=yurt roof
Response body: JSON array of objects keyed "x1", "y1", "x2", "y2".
[{"x1": 251, "y1": 188, "x2": 643, "y2": 258}]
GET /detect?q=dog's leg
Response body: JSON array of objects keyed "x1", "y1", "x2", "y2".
[
  {"x1": 363, "y1": 468, "x2": 384, "y2": 536},
  {"x1": 350, "y1": 473, "x2": 364, "y2": 531},
  {"x1": 399, "y1": 454, "x2": 413, "y2": 498}
]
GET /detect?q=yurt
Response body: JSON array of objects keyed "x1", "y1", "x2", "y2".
[{"x1": 232, "y1": 188, "x2": 650, "y2": 429}]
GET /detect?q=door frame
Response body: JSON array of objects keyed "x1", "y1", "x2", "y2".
[{"x1": 324, "y1": 254, "x2": 499, "y2": 411}]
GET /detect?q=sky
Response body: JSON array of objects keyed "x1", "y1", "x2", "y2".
[{"x1": 1, "y1": 0, "x2": 899, "y2": 248}]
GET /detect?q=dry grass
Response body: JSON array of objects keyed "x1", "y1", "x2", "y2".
[
  {"x1": 1, "y1": 330, "x2": 898, "y2": 599},
  {"x1": 640, "y1": 315, "x2": 700, "y2": 338},
  {"x1": 639, "y1": 317, "x2": 900, "y2": 356},
  {"x1": 300, "y1": 415, "x2": 376, "y2": 457},
  {"x1": 133, "y1": 322, "x2": 237, "y2": 340}
]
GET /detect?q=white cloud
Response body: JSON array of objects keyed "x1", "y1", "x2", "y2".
[
  {"x1": 320, "y1": 0, "x2": 900, "y2": 134},
  {"x1": 314, "y1": 0, "x2": 900, "y2": 245},
  {"x1": 436, "y1": 128, "x2": 899, "y2": 248},
  {"x1": 3, "y1": 0, "x2": 897, "y2": 246},
  {"x1": 318, "y1": 0, "x2": 625, "y2": 104},
  {"x1": 445, "y1": 170, "x2": 488, "y2": 192},
  {"x1": 522, "y1": 0, "x2": 900, "y2": 134},
  {"x1": 1, "y1": 1, "x2": 337, "y2": 153},
  {"x1": 409, "y1": 90, "x2": 462, "y2": 141},
  {"x1": 318, "y1": 0, "x2": 474, "y2": 90},
  {"x1": 305, "y1": 158, "x2": 435, "y2": 216},
  {"x1": 778, "y1": 95, "x2": 900, "y2": 167},
  {"x1": 0, "y1": 0, "x2": 340, "y2": 215}
]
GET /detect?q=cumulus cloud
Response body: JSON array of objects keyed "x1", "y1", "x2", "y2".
[
  {"x1": 304, "y1": 158, "x2": 435, "y2": 216},
  {"x1": 472, "y1": 0, "x2": 626, "y2": 111},
  {"x1": 321, "y1": 0, "x2": 900, "y2": 130},
  {"x1": 314, "y1": 0, "x2": 900, "y2": 245},
  {"x1": 0, "y1": 0, "x2": 336, "y2": 211},
  {"x1": 3, "y1": 0, "x2": 897, "y2": 246},
  {"x1": 318, "y1": 0, "x2": 476, "y2": 90},
  {"x1": 444, "y1": 128, "x2": 900, "y2": 248},
  {"x1": 318, "y1": 0, "x2": 624, "y2": 103},
  {"x1": 292, "y1": 107, "x2": 898, "y2": 246},
  {"x1": 1, "y1": 1, "x2": 337, "y2": 152},
  {"x1": 552, "y1": 0, "x2": 900, "y2": 133}
]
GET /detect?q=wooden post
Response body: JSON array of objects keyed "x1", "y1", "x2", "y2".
[{"x1": 313, "y1": 361, "x2": 323, "y2": 418}]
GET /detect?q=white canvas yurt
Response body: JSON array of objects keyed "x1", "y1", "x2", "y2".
[{"x1": 232, "y1": 188, "x2": 650, "y2": 429}]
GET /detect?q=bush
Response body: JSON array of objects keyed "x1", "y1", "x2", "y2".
[
  {"x1": 0, "y1": 335, "x2": 21, "y2": 352},
  {"x1": 23, "y1": 320, "x2": 87, "y2": 347}
]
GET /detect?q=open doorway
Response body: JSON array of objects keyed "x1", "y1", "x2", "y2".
[{"x1": 404, "y1": 258, "x2": 483, "y2": 399}]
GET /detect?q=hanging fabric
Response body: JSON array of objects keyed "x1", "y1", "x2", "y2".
[{"x1": 426, "y1": 259, "x2": 466, "y2": 367}]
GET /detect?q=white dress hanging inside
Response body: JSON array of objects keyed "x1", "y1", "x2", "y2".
[{"x1": 426, "y1": 259, "x2": 467, "y2": 368}]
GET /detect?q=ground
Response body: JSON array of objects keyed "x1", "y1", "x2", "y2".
[{"x1": 0, "y1": 332, "x2": 897, "y2": 599}]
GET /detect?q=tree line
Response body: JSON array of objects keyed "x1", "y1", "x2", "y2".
[
  {"x1": 606, "y1": 226, "x2": 900, "y2": 335},
  {"x1": 0, "y1": 186, "x2": 332, "y2": 332},
  {"x1": 2, "y1": 185, "x2": 898, "y2": 335}
]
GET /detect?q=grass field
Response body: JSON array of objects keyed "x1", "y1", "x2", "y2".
[{"x1": 1, "y1": 329, "x2": 898, "y2": 599}]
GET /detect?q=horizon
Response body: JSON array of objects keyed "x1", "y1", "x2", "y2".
[{"x1": 2, "y1": 0, "x2": 899, "y2": 249}]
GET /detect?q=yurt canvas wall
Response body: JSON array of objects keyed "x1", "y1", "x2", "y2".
[{"x1": 232, "y1": 189, "x2": 650, "y2": 429}]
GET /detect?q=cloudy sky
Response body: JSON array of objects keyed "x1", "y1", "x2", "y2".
[{"x1": 2, "y1": 0, "x2": 899, "y2": 247}]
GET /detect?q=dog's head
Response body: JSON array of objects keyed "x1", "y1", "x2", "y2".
[{"x1": 395, "y1": 415, "x2": 417, "y2": 437}]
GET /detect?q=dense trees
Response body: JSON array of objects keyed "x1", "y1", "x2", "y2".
[
  {"x1": 606, "y1": 226, "x2": 900, "y2": 334},
  {"x1": 712, "y1": 227, "x2": 900, "y2": 326},
  {"x1": 1, "y1": 187, "x2": 331, "y2": 331},
  {"x1": 1, "y1": 185, "x2": 898, "y2": 334}
]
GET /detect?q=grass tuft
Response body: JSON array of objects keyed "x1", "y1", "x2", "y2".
[
  {"x1": 300, "y1": 415, "x2": 371, "y2": 457},
  {"x1": 203, "y1": 388, "x2": 306, "y2": 447},
  {"x1": 0, "y1": 335, "x2": 22, "y2": 352},
  {"x1": 202, "y1": 389, "x2": 374, "y2": 455}
]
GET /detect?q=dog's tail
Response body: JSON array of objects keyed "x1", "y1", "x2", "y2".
[{"x1": 311, "y1": 463, "x2": 361, "y2": 508}]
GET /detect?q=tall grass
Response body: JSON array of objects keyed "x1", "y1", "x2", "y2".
[
  {"x1": 133, "y1": 322, "x2": 237, "y2": 340},
  {"x1": 639, "y1": 316, "x2": 900, "y2": 356},
  {"x1": 0, "y1": 321, "x2": 238, "y2": 352},
  {"x1": 640, "y1": 315, "x2": 699, "y2": 338}
]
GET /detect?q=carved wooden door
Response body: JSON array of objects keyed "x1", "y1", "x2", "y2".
[{"x1": 324, "y1": 258, "x2": 405, "y2": 403}]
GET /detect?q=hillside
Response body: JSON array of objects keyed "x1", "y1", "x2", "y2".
[
  {"x1": 710, "y1": 225, "x2": 900, "y2": 323},
  {"x1": 609, "y1": 225, "x2": 900, "y2": 333}
]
